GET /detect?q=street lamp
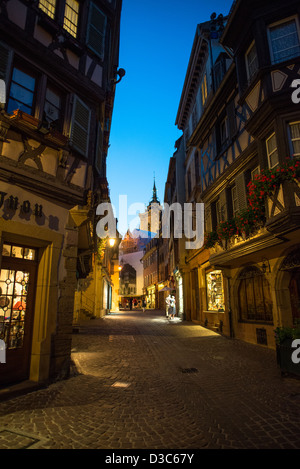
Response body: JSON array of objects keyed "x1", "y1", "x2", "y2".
[{"x1": 108, "y1": 237, "x2": 116, "y2": 247}]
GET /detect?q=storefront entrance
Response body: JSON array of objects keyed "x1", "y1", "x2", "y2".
[{"x1": 0, "y1": 244, "x2": 37, "y2": 385}]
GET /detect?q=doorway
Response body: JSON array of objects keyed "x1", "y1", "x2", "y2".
[{"x1": 0, "y1": 244, "x2": 37, "y2": 385}]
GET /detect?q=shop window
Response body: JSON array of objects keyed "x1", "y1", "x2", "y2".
[
  {"x1": 206, "y1": 270, "x2": 225, "y2": 311},
  {"x1": 288, "y1": 121, "x2": 300, "y2": 157},
  {"x1": 266, "y1": 132, "x2": 279, "y2": 169},
  {"x1": 238, "y1": 267, "x2": 273, "y2": 322},
  {"x1": 63, "y1": 0, "x2": 79, "y2": 38},
  {"x1": 268, "y1": 17, "x2": 300, "y2": 65},
  {"x1": 38, "y1": 0, "x2": 56, "y2": 19},
  {"x1": 7, "y1": 67, "x2": 36, "y2": 115}
]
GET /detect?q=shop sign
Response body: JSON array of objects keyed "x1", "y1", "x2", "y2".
[{"x1": 0, "y1": 191, "x2": 43, "y2": 220}]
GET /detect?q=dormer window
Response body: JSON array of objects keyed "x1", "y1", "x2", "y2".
[{"x1": 268, "y1": 17, "x2": 300, "y2": 64}]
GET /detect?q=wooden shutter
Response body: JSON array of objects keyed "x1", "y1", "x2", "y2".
[
  {"x1": 95, "y1": 121, "x2": 103, "y2": 175},
  {"x1": 0, "y1": 42, "x2": 13, "y2": 109},
  {"x1": 235, "y1": 172, "x2": 248, "y2": 211},
  {"x1": 86, "y1": 3, "x2": 107, "y2": 60},
  {"x1": 69, "y1": 96, "x2": 91, "y2": 157}
]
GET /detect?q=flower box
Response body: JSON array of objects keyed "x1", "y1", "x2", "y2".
[{"x1": 10, "y1": 110, "x2": 39, "y2": 129}]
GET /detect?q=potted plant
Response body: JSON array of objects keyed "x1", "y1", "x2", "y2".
[{"x1": 274, "y1": 323, "x2": 300, "y2": 377}]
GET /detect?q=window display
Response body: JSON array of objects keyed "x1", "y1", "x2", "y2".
[{"x1": 206, "y1": 270, "x2": 224, "y2": 311}]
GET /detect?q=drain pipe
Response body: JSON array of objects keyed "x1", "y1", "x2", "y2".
[{"x1": 227, "y1": 276, "x2": 234, "y2": 338}]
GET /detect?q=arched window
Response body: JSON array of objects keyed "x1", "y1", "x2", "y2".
[{"x1": 238, "y1": 267, "x2": 273, "y2": 322}]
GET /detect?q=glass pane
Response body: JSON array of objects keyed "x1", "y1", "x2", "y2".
[
  {"x1": 23, "y1": 248, "x2": 36, "y2": 260},
  {"x1": 2, "y1": 244, "x2": 11, "y2": 257},
  {"x1": 11, "y1": 245, "x2": 23, "y2": 258},
  {"x1": 290, "y1": 122, "x2": 300, "y2": 139},
  {"x1": 269, "y1": 150, "x2": 279, "y2": 168},
  {"x1": 39, "y1": 0, "x2": 56, "y2": 18},
  {"x1": 12, "y1": 69, "x2": 35, "y2": 92},
  {"x1": 0, "y1": 269, "x2": 29, "y2": 349},
  {"x1": 270, "y1": 20, "x2": 300, "y2": 63}
]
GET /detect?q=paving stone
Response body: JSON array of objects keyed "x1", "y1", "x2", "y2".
[{"x1": 0, "y1": 309, "x2": 300, "y2": 450}]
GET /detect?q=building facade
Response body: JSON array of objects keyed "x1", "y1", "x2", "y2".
[
  {"x1": 176, "y1": 0, "x2": 300, "y2": 349},
  {"x1": 0, "y1": 0, "x2": 123, "y2": 385}
]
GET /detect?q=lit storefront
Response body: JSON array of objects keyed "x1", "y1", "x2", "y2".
[{"x1": 206, "y1": 270, "x2": 225, "y2": 312}]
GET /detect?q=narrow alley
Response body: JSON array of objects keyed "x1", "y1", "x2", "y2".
[{"x1": 0, "y1": 309, "x2": 299, "y2": 450}]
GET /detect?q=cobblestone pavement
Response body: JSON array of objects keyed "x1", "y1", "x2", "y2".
[{"x1": 0, "y1": 309, "x2": 300, "y2": 450}]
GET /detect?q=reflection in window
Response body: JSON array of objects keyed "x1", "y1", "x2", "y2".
[
  {"x1": 63, "y1": 0, "x2": 79, "y2": 38},
  {"x1": 246, "y1": 42, "x2": 259, "y2": 81},
  {"x1": 206, "y1": 270, "x2": 224, "y2": 311},
  {"x1": 7, "y1": 68, "x2": 36, "y2": 115}
]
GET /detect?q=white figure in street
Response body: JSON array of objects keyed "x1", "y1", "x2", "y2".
[
  {"x1": 0, "y1": 339, "x2": 6, "y2": 363},
  {"x1": 166, "y1": 294, "x2": 176, "y2": 320}
]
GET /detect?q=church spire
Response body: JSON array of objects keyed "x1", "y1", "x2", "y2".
[{"x1": 149, "y1": 174, "x2": 160, "y2": 206}]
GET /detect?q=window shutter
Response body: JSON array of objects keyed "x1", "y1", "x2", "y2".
[
  {"x1": 95, "y1": 121, "x2": 103, "y2": 175},
  {"x1": 86, "y1": 3, "x2": 107, "y2": 59},
  {"x1": 219, "y1": 189, "x2": 228, "y2": 221},
  {"x1": 0, "y1": 42, "x2": 13, "y2": 109},
  {"x1": 69, "y1": 96, "x2": 91, "y2": 157},
  {"x1": 205, "y1": 204, "x2": 212, "y2": 232},
  {"x1": 235, "y1": 172, "x2": 248, "y2": 211},
  {"x1": 226, "y1": 100, "x2": 237, "y2": 139}
]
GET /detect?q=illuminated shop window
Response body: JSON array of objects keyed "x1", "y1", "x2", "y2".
[
  {"x1": 206, "y1": 270, "x2": 224, "y2": 311},
  {"x1": 63, "y1": 0, "x2": 79, "y2": 38},
  {"x1": 39, "y1": 0, "x2": 56, "y2": 19}
]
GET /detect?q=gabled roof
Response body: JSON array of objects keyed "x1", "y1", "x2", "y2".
[{"x1": 175, "y1": 21, "x2": 210, "y2": 131}]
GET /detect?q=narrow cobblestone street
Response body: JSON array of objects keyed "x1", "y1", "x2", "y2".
[{"x1": 0, "y1": 309, "x2": 300, "y2": 450}]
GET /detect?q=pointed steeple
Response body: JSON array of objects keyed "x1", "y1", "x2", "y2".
[{"x1": 149, "y1": 173, "x2": 160, "y2": 206}]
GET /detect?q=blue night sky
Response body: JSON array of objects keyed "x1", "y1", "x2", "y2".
[{"x1": 107, "y1": 0, "x2": 233, "y2": 236}]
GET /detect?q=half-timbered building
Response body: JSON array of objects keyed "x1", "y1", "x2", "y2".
[
  {"x1": 0, "y1": 0, "x2": 123, "y2": 385},
  {"x1": 181, "y1": 0, "x2": 300, "y2": 349}
]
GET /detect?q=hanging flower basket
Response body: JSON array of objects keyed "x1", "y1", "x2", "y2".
[{"x1": 203, "y1": 158, "x2": 300, "y2": 249}]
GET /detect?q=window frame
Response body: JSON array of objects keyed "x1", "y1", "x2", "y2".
[
  {"x1": 266, "y1": 132, "x2": 279, "y2": 169},
  {"x1": 7, "y1": 65, "x2": 37, "y2": 116},
  {"x1": 288, "y1": 121, "x2": 300, "y2": 158},
  {"x1": 63, "y1": 0, "x2": 80, "y2": 38},
  {"x1": 267, "y1": 16, "x2": 300, "y2": 65},
  {"x1": 245, "y1": 40, "x2": 259, "y2": 82}
]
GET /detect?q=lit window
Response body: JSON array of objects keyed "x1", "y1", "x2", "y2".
[
  {"x1": 206, "y1": 270, "x2": 224, "y2": 312},
  {"x1": 266, "y1": 132, "x2": 279, "y2": 169},
  {"x1": 246, "y1": 42, "x2": 258, "y2": 81},
  {"x1": 7, "y1": 68, "x2": 36, "y2": 115},
  {"x1": 288, "y1": 122, "x2": 300, "y2": 157},
  {"x1": 63, "y1": 0, "x2": 79, "y2": 38},
  {"x1": 268, "y1": 18, "x2": 300, "y2": 64},
  {"x1": 38, "y1": 0, "x2": 56, "y2": 19}
]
